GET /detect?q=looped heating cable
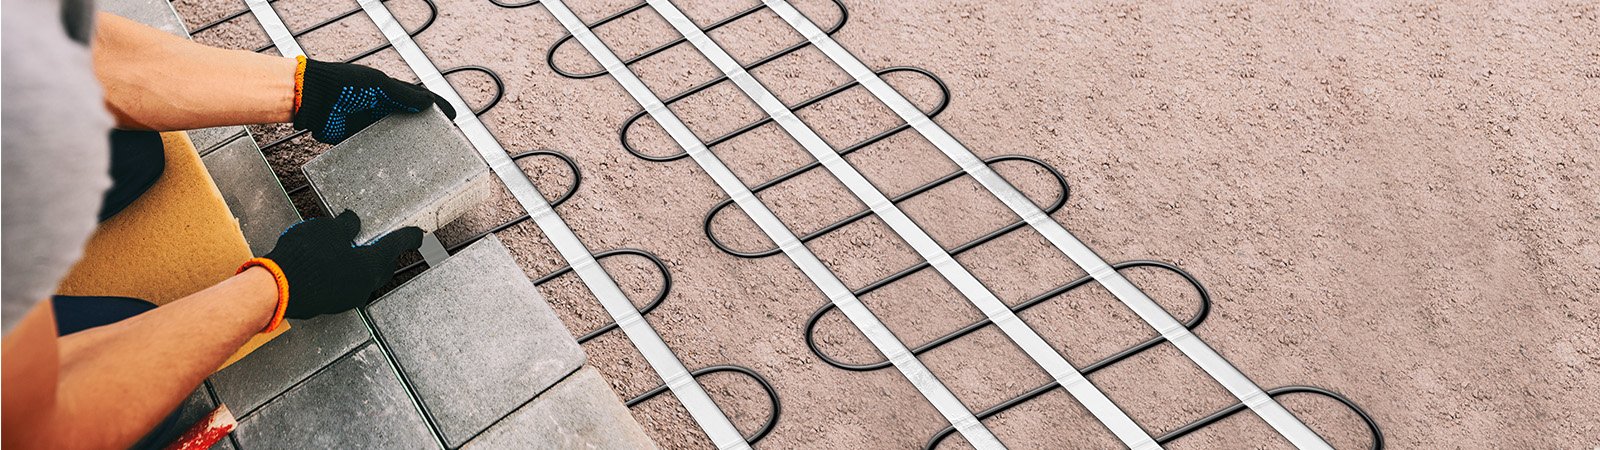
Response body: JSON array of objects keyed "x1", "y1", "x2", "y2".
[
  {"x1": 626, "y1": 365, "x2": 784, "y2": 445},
  {"x1": 807, "y1": 261, "x2": 1208, "y2": 372},
  {"x1": 706, "y1": 154, "x2": 1065, "y2": 258},
  {"x1": 542, "y1": 0, "x2": 1389, "y2": 447},
  {"x1": 535, "y1": 248, "x2": 671, "y2": 344},
  {"x1": 545, "y1": 0, "x2": 848, "y2": 80},
  {"x1": 486, "y1": 0, "x2": 542, "y2": 10},
  {"x1": 193, "y1": 0, "x2": 438, "y2": 60},
  {"x1": 926, "y1": 385, "x2": 1384, "y2": 450},
  {"x1": 621, "y1": 65, "x2": 949, "y2": 161}
]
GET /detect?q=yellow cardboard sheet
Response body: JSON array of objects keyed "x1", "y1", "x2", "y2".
[{"x1": 55, "y1": 132, "x2": 286, "y2": 370}]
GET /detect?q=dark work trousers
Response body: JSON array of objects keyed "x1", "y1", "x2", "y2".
[{"x1": 99, "y1": 129, "x2": 166, "y2": 221}]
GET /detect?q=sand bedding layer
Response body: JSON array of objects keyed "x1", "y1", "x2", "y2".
[{"x1": 171, "y1": 0, "x2": 1598, "y2": 448}]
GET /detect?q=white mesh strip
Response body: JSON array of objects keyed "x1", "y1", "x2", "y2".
[
  {"x1": 540, "y1": 1, "x2": 1003, "y2": 447},
  {"x1": 759, "y1": 1, "x2": 1330, "y2": 448},
  {"x1": 647, "y1": 1, "x2": 1155, "y2": 447},
  {"x1": 340, "y1": 2, "x2": 750, "y2": 448},
  {"x1": 243, "y1": 0, "x2": 304, "y2": 57}
]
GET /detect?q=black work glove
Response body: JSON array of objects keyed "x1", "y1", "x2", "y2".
[
  {"x1": 263, "y1": 210, "x2": 422, "y2": 319},
  {"x1": 292, "y1": 58, "x2": 456, "y2": 145}
]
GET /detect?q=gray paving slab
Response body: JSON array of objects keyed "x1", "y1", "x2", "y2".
[
  {"x1": 211, "y1": 311, "x2": 369, "y2": 416},
  {"x1": 201, "y1": 136, "x2": 302, "y2": 256},
  {"x1": 142, "y1": 385, "x2": 230, "y2": 449},
  {"x1": 369, "y1": 235, "x2": 586, "y2": 447},
  {"x1": 463, "y1": 367, "x2": 657, "y2": 450},
  {"x1": 98, "y1": 0, "x2": 189, "y2": 36},
  {"x1": 180, "y1": 385, "x2": 236, "y2": 450},
  {"x1": 174, "y1": 386, "x2": 216, "y2": 434},
  {"x1": 232, "y1": 343, "x2": 437, "y2": 449},
  {"x1": 189, "y1": 127, "x2": 249, "y2": 156},
  {"x1": 302, "y1": 107, "x2": 492, "y2": 243}
]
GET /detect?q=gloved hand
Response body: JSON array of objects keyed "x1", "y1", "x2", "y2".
[
  {"x1": 250, "y1": 210, "x2": 422, "y2": 321},
  {"x1": 292, "y1": 56, "x2": 456, "y2": 144}
]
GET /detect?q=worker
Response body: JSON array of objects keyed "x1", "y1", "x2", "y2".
[{"x1": 2, "y1": 2, "x2": 455, "y2": 448}]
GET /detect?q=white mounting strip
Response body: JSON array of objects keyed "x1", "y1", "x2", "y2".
[
  {"x1": 224, "y1": 1, "x2": 750, "y2": 448},
  {"x1": 419, "y1": 233, "x2": 450, "y2": 267},
  {"x1": 243, "y1": 0, "x2": 304, "y2": 56},
  {"x1": 646, "y1": 1, "x2": 1160, "y2": 448},
  {"x1": 539, "y1": 1, "x2": 1004, "y2": 448},
  {"x1": 758, "y1": 0, "x2": 1332, "y2": 448}
]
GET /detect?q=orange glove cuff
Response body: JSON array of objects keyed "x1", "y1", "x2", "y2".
[
  {"x1": 238, "y1": 257, "x2": 290, "y2": 333},
  {"x1": 293, "y1": 55, "x2": 308, "y2": 114}
]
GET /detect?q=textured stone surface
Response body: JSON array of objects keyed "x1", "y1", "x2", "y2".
[
  {"x1": 174, "y1": 387, "x2": 216, "y2": 433},
  {"x1": 211, "y1": 312, "x2": 369, "y2": 416},
  {"x1": 153, "y1": 385, "x2": 232, "y2": 450},
  {"x1": 201, "y1": 136, "x2": 301, "y2": 256},
  {"x1": 463, "y1": 367, "x2": 657, "y2": 450},
  {"x1": 232, "y1": 343, "x2": 436, "y2": 449},
  {"x1": 98, "y1": 0, "x2": 189, "y2": 36},
  {"x1": 301, "y1": 107, "x2": 491, "y2": 243},
  {"x1": 188, "y1": 127, "x2": 248, "y2": 156},
  {"x1": 369, "y1": 236, "x2": 586, "y2": 447}
]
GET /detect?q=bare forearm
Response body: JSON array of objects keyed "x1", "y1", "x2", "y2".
[
  {"x1": 2, "y1": 307, "x2": 63, "y2": 449},
  {"x1": 4, "y1": 210, "x2": 419, "y2": 448},
  {"x1": 92, "y1": 12, "x2": 296, "y2": 130},
  {"x1": 39, "y1": 269, "x2": 277, "y2": 449}
]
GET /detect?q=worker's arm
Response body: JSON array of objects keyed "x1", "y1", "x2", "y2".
[
  {"x1": 1, "y1": 212, "x2": 421, "y2": 449},
  {"x1": 3, "y1": 268, "x2": 279, "y2": 450},
  {"x1": 91, "y1": 13, "x2": 452, "y2": 144},
  {"x1": 92, "y1": 12, "x2": 295, "y2": 131}
]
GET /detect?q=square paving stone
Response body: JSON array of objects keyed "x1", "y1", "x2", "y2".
[
  {"x1": 142, "y1": 384, "x2": 231, "y2": 449},
  {"x1": 201, "y1": 136, "x2": 301, "y2": 256},
  {"x1": 174, "y1": 386, "x2": 216, "y2": 434},
  {"x1": 211, "y1": 311, "x2": 370, "y2": 416},
  {"x1": 188, "y1": 127, "x2": 248, "y2": 156},
  {"x1": 368, "y1": 235, "x2": 586, "y2": 447},
  {"x1": 462, "y1": 367, "x2": 657, "y2": 450},
  {"x1": 98, "y1": 0, "x2": 189, "y2": 36},
  {"x1": 301, "y1": 107, "x2": 492, "y2": 243},
  {"x1": 232, "y1": 343, "x2": 436, "y2": 449}
]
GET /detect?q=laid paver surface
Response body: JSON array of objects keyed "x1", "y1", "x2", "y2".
[
  {"x1": 158, "y1": 386, "x2": 234, "y2": 450},
  {"x1": 95, "y1": 0, "x2": 650, "y2": 447},
  {"x1": 301, "y1": 106, "x2": 492, "y2": 244},
  {"x1": 200, "y1": 135, "x2": 301, "y2": 256},
  {"x1": 232, "y1": 343, "x2": 436, "y2": 449},
  {"x1": 369, "y1": 235, "x2": 587, "y2": 447},
  {"x1": 189, "y1": 126, "x2": 249, "y2": 156},
  {"x1": 210, "y1": 311, "x2": 370, "y2": 416},
  {"x1": 99, "y1": 0, "x2": 188, "y2": 36},
  {"x1": 463, "y1": 367, "x2": 657, "y2": 450}
]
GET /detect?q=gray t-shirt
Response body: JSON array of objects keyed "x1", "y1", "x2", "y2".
[{"x1": 2, "y1": 0, "x2": 115, "y2": 332}]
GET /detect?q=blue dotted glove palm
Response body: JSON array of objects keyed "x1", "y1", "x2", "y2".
[{"x1": 292, "y1": 58, "x2": 456, "y2": 144}]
